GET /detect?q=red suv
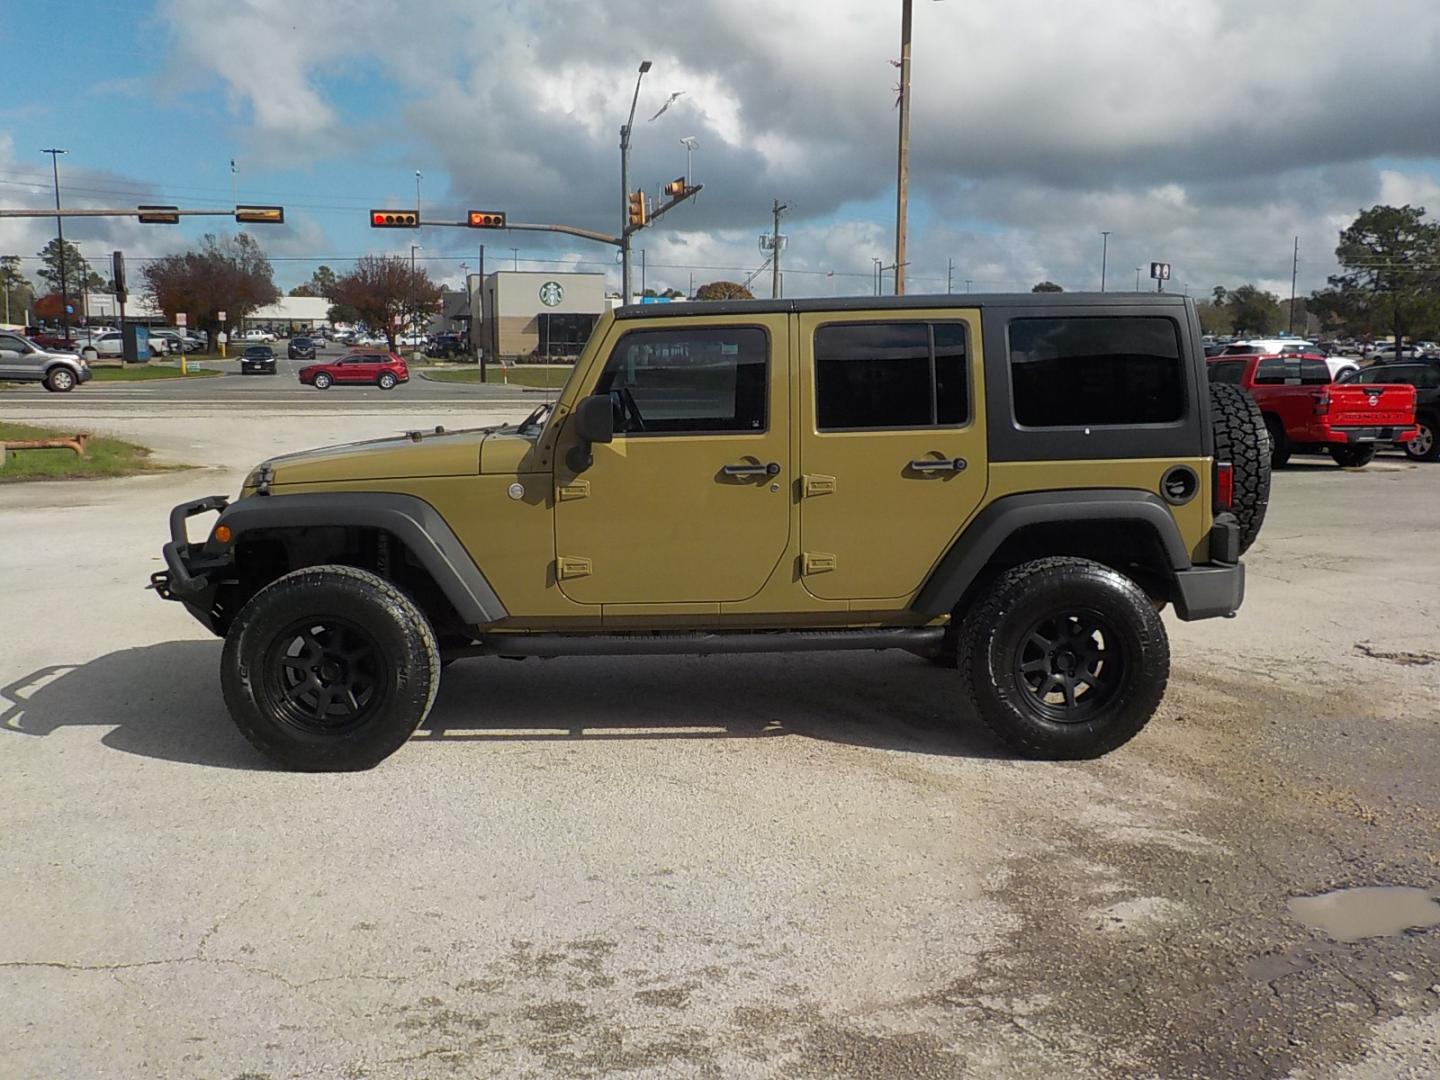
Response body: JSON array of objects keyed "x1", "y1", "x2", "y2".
[{"x1": 298, "y1": 351, "x2": 409, "y2": 390}]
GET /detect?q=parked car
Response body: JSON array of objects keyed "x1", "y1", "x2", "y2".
[
  {"x1": 240, "y1": 345, "x2": 278, "y2": 375},
  {"x1": 1208, "y1": 353, "x2": 1417, "y2": 467},
  {"x1": 287, "y1": 336, "x2": 317, "y2": 360},
  {"x1": 1220, "y1": 338, "x2": 1359, "y2": 381},
  {"x1": 238, "y1": 328, "x2": 277, "y2": 344},
  {"x1": 424, "y1": 333, "x2": 465, "y2": 359},
  {"x1": 0, "y1": 331, "x2": 92, "y2": 391},
  {"x1": 298, "y1": 351, "x2": 409, "y2": 390},
  {"x1": 76, "y1": 332, "x2": 127, "y2": 361},
  {"x1": 1339, "y1": 359, "x2": 1440, "y2": 462}
]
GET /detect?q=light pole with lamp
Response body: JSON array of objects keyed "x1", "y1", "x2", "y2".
[
  {"x1": 680, "y1": 136, "x2": 698, "y2": 185},
  {"x1": 620, "y1": 59, "x2": 653, "y2": 304},
  {"x1": 42, "y1": 148, "x2": 69, "y2": 338}
]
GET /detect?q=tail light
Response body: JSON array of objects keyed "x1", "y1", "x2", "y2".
[
  {"x1": 1215, "y1": 462, "x2": 1234, "y2": 512},
  {"x1": 1313, "y1": 389, "x2": 1331, "y2": 416}
]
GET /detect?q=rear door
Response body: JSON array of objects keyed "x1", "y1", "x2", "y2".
[{"x1": 796, "y1": 309, "x2": 988, "y2": 601}]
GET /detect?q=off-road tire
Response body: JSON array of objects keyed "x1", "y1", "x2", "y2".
[
  {"x1": 221, "y1": 565, "x2": 441, "y2": 771},
  {"x1": 957, "y1": 557, "x2": 1169, "y2": 760},
  {"x1": 1209, "y1": 383, "x2": 1271, "y2": 554},
  {"x1": 313, "y1": 371, "x2": 332, "y2": 390},
  {"x1": 1403, "y1": 418, "x2": 1439, "y2": 462},
  {"x1": 1329, "y1": 444, "x2": 1376, "y2": 468},
  {"x1": 377, "y1": 372, "x2": 397, "y2": 390},
  {"x1": 44, "y1": 366, "x2": 76, "y2": 392}
]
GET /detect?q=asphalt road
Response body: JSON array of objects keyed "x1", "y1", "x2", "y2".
[{"x1": 1, "y1": 405, "x2": 1437, "y2": 1079}]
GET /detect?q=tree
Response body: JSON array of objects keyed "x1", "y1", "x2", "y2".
[
  {"x1": 35, "y1": 238, "x2": 106, "y2": 299},
  {"x1": 330, "y1": 255, "x2": 442, "y2": 350},
  {"x1": 694, "y1": 281, "x2": 753, "y2": 301},
  {"x1": 1031, "y1": 280, "x2": 1063, "y2": 293},
  {"x1": 289, "y1": 265, "x2": 339, "y2": 298},
  {"x1": 142, "y1": 232, "x2": 279, "y2": 342},
  {"x1": 1223, "y1": 284, "x2": 1284, "y2": 336},
  {"x1": 1309, "y1": 205, "x2": 1440, "y2": 344},
  {"x1": 1, "y1": 255, "x2": 34, "y2": 324}
]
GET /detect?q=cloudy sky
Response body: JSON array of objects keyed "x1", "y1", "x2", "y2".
[{"x1": 4, "y1": 0, "x2": 1440, "y2": 300}]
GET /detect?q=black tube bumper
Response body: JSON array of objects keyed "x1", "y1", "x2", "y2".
[{"x1": 149, "y1": 495, "x2": 233, "y2": 634}]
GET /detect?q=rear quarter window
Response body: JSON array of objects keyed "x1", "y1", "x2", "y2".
[
  {"x1": 1208, "y1": 360, "x2": 1248, "y2": 385},
  {"x1": 1008, "y1": 316, "x2": 1185, "y2": 427}
]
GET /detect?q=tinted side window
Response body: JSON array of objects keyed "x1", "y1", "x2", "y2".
[
  {"x1": 1009, "y1": 317, "x2": 1184, "y2": 427},
  {"x1": 596, "y1": 326, "x2": 768, "y2": 435},
  {"x1": 814, "y1": 321, "x2": 969, "y2": 430},
  {"x1": 0, "y1": 334, "x2": 29, "y2": 351},
  {"x1": 1208, "y1": 360, "x2": 1247, "y2": 385},
  {"x1": 1299, "y1": 358, "x2": 1331, "y2": 384}
]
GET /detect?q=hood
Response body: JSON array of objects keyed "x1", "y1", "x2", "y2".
[{"x1": 258, "y1": 428, "x2": 491, "y2": 488}]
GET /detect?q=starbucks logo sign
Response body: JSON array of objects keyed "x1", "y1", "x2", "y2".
[{"x1": 538, "y1": 281, "x2": 564, "y2": 307}]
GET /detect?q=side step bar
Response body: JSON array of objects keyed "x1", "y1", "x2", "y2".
[{"x1": 450, "y1": 627, "x2": 945, "y2": 660}]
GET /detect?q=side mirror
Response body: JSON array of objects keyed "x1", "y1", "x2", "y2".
[
  {"x1": 574, "y1": 394, "x2": 614, "y2": 444},
  {"x1": 566, "y1": 394, "x2": 615, "y2": 473}
]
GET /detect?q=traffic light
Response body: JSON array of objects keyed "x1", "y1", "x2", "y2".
[
  {"x1": 627, "y1": 190, "x2": 647, "y2": 228},
  {"x1": 235, "y1": 204, "x2": 285, "y2": 224},
  {"x1": 663, "y1": 177, "x2": 687, "y2": 198},
  {"x1": 467, "y1": 210, "x2": 507, "y2": 228},
  {"x1": 137, "y1": 204, "x2": 180, "y2": 224},
  {"x1": 370, "y1": 209, "x2": 419, "y2": 228}
]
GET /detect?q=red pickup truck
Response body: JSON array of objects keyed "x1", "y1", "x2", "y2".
[{"x1": 1208, "y1": 354, "x2": 1417, "y2": 468}]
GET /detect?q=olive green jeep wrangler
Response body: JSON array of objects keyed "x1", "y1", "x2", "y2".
[{"x1": 153, "y1": 293, "x2": 1269, "y2": 770}]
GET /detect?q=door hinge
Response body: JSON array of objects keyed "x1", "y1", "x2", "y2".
[
  {"x1": 557, "y1": 480, "x2": 590, "y2": 501},
  {"x1": 802, "y1": 473, "x2": 837, "y2": 497},
  {"x1": 556, "y1": 556, "x2": 592, "y2": 579},
  {"x1": 802, "y1": 552, "x2": 837, "y2": 575}
]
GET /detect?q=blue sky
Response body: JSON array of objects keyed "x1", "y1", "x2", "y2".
[{"x1": 5, "y1": 0, "x2": 1440, "y2": 300}]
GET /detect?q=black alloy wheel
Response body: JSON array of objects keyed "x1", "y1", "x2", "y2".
[
  {"x1": 1012, "y1": 610, "x2": 1124, "y2": 723},
  {"x1": 261, "y1": 617, "x2": 387, "y2": 735}
]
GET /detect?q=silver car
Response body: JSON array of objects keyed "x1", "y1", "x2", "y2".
[{"x1": 0, "y1": 331, "x2": 92, "y2": 392}]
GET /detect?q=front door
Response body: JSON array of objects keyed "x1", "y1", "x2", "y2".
[
  {"x1": 0, "y1": 333, "x2": 29, "y2": 378},
  {"x1": 796, "y1": 310, "x2": 989, "y2": 602},
  {"x1": 554, "y1": 315, "x2": 791, "y2": 606}
]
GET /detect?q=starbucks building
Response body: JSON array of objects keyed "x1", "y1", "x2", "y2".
[{"x1": 478, "y1": 270, "x2": 607, "y2": 360}]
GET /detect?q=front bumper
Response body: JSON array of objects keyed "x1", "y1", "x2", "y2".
[
  {"x1": 150, "y1": 495, "x2": 234, "y2": 634},
  {"x1": 77, "y1": 366, "x2": 92, "y2": 384}
]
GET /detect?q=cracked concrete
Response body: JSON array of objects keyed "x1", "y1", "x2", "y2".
[{"x1": 1, "y1": 407, "x2": 1438, "y2": 1078}]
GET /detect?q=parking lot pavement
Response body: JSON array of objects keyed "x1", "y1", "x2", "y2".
[{"x1": 1, "y1": 415, "x2": 1437, "y2": 1079}]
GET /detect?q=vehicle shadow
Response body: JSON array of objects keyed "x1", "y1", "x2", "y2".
[{"x1": 0, "y1": 642, "x2": 1005, "y2": 769}]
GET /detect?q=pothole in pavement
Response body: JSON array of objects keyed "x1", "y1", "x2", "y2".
[{"x1": 1288, "y1": 886, "x2": 1440, "y2": 943}]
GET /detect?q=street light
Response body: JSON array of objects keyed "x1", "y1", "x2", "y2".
[
  {"x1": 620, "y1": 59, "x2": 653, "y2": 303},
  {"x1": 680, "y1": 136, "x2": 698, "y2": 185},
  {"x1": 42, "y1": 148, "x2": 68, "y2": 337},
  {"x1": 415, "y1": 170, "x2": 423, "y2": 222}
]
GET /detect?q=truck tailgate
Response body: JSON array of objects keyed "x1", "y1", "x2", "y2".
[{"x1": 1328, "y1": 384, "x2": 1416, "y2": 427}]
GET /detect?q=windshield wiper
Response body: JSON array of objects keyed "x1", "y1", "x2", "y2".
[{"x1": 517, "y1": 402, "x2": 553, "y2": 435}]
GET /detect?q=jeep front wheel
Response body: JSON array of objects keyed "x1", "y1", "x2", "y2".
[
  {"x1": 221, "y1": 566, "x2": 441, "y2": 771},
  {"x1": 957, "y1": 557, "x2": 1169, "y2": 759}
]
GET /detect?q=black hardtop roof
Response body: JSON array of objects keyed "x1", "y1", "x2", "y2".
[{"x1": 614, "y1": 292, "x2": 1195, "y2": 320}]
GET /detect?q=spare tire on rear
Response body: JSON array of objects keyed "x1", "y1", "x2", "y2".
[{"x1": 1209, "y1": 382, "x2": 1270, "y2": 555}]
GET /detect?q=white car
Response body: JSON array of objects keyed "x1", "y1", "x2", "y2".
[{"x1": 239, "y1": 328, "x2": 277, "y2": 343}]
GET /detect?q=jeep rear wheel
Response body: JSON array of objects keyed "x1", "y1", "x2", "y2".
[
  {"x1": 1209, "y1": 383, "x2": 1271, "y2": 554},
  {"x1": 221, "y1": 566, "x2": 440, "y2": 771},
  {"x1": 957, "y1": 557, "x2": 1169, "y2": 759}
]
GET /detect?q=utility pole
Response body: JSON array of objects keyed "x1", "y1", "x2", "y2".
[
  {"x1": 1135, "y1": 267, "x2": 1142, "y2": 292},
  {"x1": 894, "y1": 0, "x2": 914, "y2": 295},
  {"x1": 964, "y1": 279, "x2": 972, "y2": 293},
  {"x1": 947, "y1": 258, "x2": 954, "y2": 294},
  {"x1": 511, "y1": 247, "x2": 519, "y2": 271},
  {"x1": 1289, "y1": 235, "x2": 1299, "y2": 334},
  {"x1": 620, "y1": 60, "x2": 653, "y2": 303},
  {"x1": 478, "y1": 243, "x2": 487, "y2": 380},
  {"x1": 42, "y1": 149, "x2": 69, "y2": 338},
  {"x1": 1100, "y1": 231, "x2": 1110, "y2": 292},
  {"x1": 640, "y1": 248, "x2": 646, "y2": 296},
  {"x1": 771, "y1": 199, "x2": 787, "y2": 300}
]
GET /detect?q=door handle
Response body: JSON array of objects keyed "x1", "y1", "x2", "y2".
[
  {"x1": 908, "y1": 457, "x2": 966, "y2": 473},
  {"x1": 722, "y1": 461, "x2": 781, "y2": 477}
]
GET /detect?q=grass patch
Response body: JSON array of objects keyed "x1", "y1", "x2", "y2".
[
  {"x1": 88, "y1": 363, "x2": 223, "y2": 381},
  {"x1": 0, "y1": 421, "x2": 180, "y2": 482},
  {"x1": 423, "y1": 365, "x2": 574, "y2": 388}
]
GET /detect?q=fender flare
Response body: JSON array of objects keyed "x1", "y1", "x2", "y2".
[
  {"x1": 911, "y1": 489, "x2": 1193, "y2": 617},
  {"x1": 213, "y1": 492, "x2": 508, "y2": 626}
]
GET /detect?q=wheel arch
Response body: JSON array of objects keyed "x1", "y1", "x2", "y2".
[
  {"x1": 213, "y1": 493, "x2": 506, "y2": 633},
  {"x1": 912, "y1": 490, "x2": 1192, "y2": 618}
]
